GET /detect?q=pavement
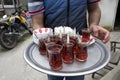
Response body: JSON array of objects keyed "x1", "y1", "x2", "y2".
[
  {"x1": 0, "y1": 30, "x2": 120, "y2": 80},
  {"x1": 0, "y1": 34, "x2": 47, "y2": 80}
]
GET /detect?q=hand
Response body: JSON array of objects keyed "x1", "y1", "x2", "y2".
[
  {"x1": 33, "y1": 28, "x2": 53, "y2": 44},
  {"x1": 90, "y1": 24, "x2": 110, "y2": 43}
]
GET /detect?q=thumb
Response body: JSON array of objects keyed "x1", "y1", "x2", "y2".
[{"x1": 92, "y1": 29, "x2": 99, "y2": 37}]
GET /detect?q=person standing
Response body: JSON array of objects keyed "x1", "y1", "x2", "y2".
[{"x1": 28, "y1": 0, "x2": 110, "y2": 80}]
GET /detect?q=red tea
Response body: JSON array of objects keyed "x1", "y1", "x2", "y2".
[
  {"x1": 82, "y1": 29, "x2": 90, "y2": 42},
  {"x1": 62, "y1": 43, "x2": 74, "y2": 63},
  {"x1": 50, "y1": 35, "x2": 58, "y2": 42},
  {"x1": 45, "y1": 41, "x2": 56, "y2": 57},
  {"x1": 69, "y1": 36, "x2": 77, "y2": 54},
  {"x1": 70, "y1": 36, "x2": 77, "y2": 44},
  {"x1": 49, "y1": 52, "x2": 62, "y2": 70},
  {"x1": 39, "y1": 39, "x2": 47, "y2": 55},
  {"x1": 47, "y1": 44, "x2": 63, "y2": 70},
  {"x1": 75, "y1": 45, "x2": 88, "y2": 61},
  {"x1": 49, "y1": 35, "x2": 63, "y2": 45},
  {"x1": 73, "y1": 44, "x2": 80, "y2": 55},
  {"x1": 45, "y1": 35, "x2": 63, "y2": 57}
]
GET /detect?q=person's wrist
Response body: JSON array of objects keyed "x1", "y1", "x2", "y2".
[
  {"x1": 89, "y1": 24, "x2": 98, "y2": 28},
  {"x1": 33, "y1": 25, "x2": 44, "y2": 30},
  {"x1": 90, "y1": 23, "x2": 99, "y2": 30}
]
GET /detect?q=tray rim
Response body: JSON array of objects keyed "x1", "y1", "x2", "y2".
[{"x1": 24, "y1": 39, "x2": 111, "y2": 76}]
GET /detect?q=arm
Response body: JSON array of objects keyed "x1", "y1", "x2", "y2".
[
  {"x1": 32, "y1": 13, "x2": 44, "y2": 30},
  {"x1": 87, "y1": 3, "x2": 101, "y2": 26},
  {"x1": 28, "y1": 0, "x2": 45, "y2": 30},
  {"x1": 28, "y1": 0, "x2": 51, "y2": 45},
  {"x1": 87, "y1": 3, "x2": 110, "y2": 43}
]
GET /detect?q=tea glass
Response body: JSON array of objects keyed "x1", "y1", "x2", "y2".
[
  {"x1": 39, "y1": 38, "x2": 47, "y2": 55},
  {"x1": 62, "y1": 43, "x2": 74, "y2": 63},
  {"x1": 46, "y1": 44, "x2": 63, "y2": 70},
  {"x1": 82, "y1": 28, "x2": 90, "y2": 42},
  {"x1": 75, "y1": 42, "x2": 88, "y2": 61}
]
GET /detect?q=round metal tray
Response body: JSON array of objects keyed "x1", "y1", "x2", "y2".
[{"x1": 24, "y1": 39, "x2": 110, "y2": 76}]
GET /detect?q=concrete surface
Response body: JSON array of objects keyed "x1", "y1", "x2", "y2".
[
  {"x1": 0, "y1": 31, "x2": 120, "y2": 80},
  {"x1": 0, "y1": 34, "x2": 47, "y2": 80},
  {"x1": 100, "y1": 64, "x2": 120, "y2": 80}
]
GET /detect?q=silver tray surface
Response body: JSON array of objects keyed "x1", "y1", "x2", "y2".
[{"x1": 24, "y1": 39, "x2": 110, "y2": 76}]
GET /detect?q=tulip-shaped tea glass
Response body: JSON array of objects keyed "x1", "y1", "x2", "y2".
[{"x1": 46, "y1": 44, "x2": 63, "y2": 70}]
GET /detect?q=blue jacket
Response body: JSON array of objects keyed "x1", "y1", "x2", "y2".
[{"x1": 28, "y1": 0, "x2": 100, "y2": 33}]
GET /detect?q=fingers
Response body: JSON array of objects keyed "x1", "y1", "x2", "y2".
[
  {"x1": 90, "y1": 26, "x2": 99, "y2": 38},
  {"x1": 102, "y1": 29, "x2": 110, "y2": 43},
  {"x1": 93, "y1": 29, "x2": 99, "y2": 37},
  {"x1": 90, "y1": 25, "x2": 110, "y2": 43},
  {"x1": 98, "y1": 27, "x2": 110, "y2": 43}
]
